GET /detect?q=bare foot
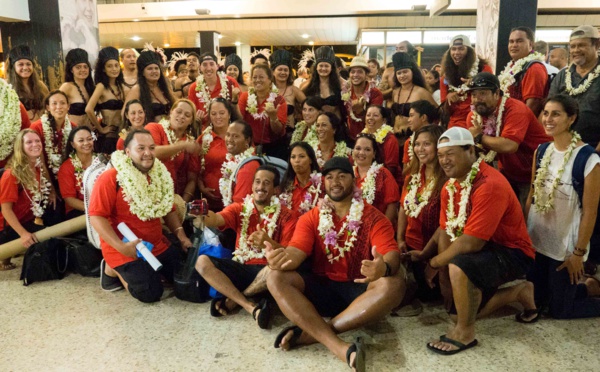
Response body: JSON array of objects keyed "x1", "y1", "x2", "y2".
[
  {"x1": 215, "y1": 298, "x2": 239, "y2": 316},
  {"x1": 0, "y1": 260, "x2": 16, "y2": 271}
]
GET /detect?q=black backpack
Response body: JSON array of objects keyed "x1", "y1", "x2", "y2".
[
  {"x1": 61, "y1": 237, "x2": 103, "y2": 277},
  {"x1": 20, "y1": 238, "x2": 68, "y2": 286}
]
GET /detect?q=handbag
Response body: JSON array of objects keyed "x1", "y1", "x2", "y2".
[
  {"x1": 60, "y1": 237, "x2": 103, "y2": 277},
  {"x1": 20, "y1": 238, "x2": 68, "y2": 286}
]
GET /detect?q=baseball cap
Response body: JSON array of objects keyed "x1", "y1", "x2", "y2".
[
  {"x1": 438, "y1": 127, "x2": 474, "y2": 149},
  {"x1": 449, "y1": 35, "x2": 472, "y2": 48},
  {"x1": 467, "y1": 72, "x2": 500, "y2": 91},
  {"x1": 322, "y1": 157, "x2": 354, "y2": 177},
  {"x1": 570, "y1": 25, "x2": 600, "y2": 40}
]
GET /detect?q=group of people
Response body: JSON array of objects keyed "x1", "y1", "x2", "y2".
[{"x1": 1, "y1": 22, "x2": 600, "y2": 371}]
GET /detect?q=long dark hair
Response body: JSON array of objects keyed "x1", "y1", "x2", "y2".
[
  {"x1": 208, "y1": 97, "x2": 239, "y2": 123},
  {"x1": 441, "y1": 47, "x2": 489, "y2": 87},
  {"x1": 65, "y1": 58, "x2": 94, "y2": 98},
  {"x1": 63, "y1": 126, "x2": 93, "y2": 162},
  {"x1": 393, "y1": 59, "x2": 427, "y2": 89},
  {"x1": 319, "y1": 112, "x2": 348, "y2": 143},
  {"x1": 280, "y1": 141, "x2": 320, "y2": 192},
  {"x1": 407, "y1": 125, "x2": 447, "y2": 197},
  {"x1": 93, "y1": 57, "x2": 124, "y2": 89},
  {"x1": 302, "y1": 61, "x2": 342, "y2": 98},
  {"x1": 44, "y1": 90, "x2": 70, "y2": 130},
  {"x1": 7, "y1": 58, "x2": 48, "y2": 112},
  {"x1": 138, "y1": 64, "x2": 175, "y2": 121},
  {"x1": 354, "y1": 133, "x2": 383, "y2": 165}
]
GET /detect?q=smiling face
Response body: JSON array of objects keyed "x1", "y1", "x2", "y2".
[
  {"x1": 104, "y1": 59, "x2": 121, "y2": 79},
  {"x1": 316, "y1": 62, "x2": 332, "y2": 78},
  {"x1": 367, "y1": 62, "x2": 379, "y2": 77},
  {"x1": 450, "y1": 45, "x2": 468, "y2": 65},
  {"x1": 252, "y1": 169, "x2": 276, "y2": 206},
  {"x1": 126, "y1": 133, "x2": 156, "y2": 174},
  {"x1": 470, "y1": 89, "x2": 500, "y2": 117},
  {"x1": 365, "y1": 106, "x2": 385, "y2": 132},
  {"x1": 71, "y1": 62, "x2": 90, "y2": 80},
  {"x1": 200, "y1": 59, "x2": 217, "y2": 78},
  {"x1": 569, "y1": 38, "x2": 599, "y2": 67},
  {"x1": 125, "y1": 103, "x2": 146, "y2": 130},
  {"x1": 508, "y1": 30, "x2": 533, "y2": 61},
  {"x1": 414, "y1": 132, "x2": 437, "y2": 167},
  {"x1": 273, "y1": 65, "x2": 290, "y2": 83},
  {"x1": 352, "y1": 137, "x2": 376, "y2": 167},
  {"x1": 14, "y1": 59, "x2": 33, "y2": 79},
  {"x1": 437, "y1": 143, "x2": 474, "y2": 181},
  {"x1": 46, "y1": 93, "x2": 69, "y2": 121},
  {"x1": 315, "y1": 114, "x2": 335, "y2": 143},
  {"x1": 324, "y1": 169, "x2": 354, "y2": 202},
  {"x1": 252, "y1": 67, "x2": 272, "y2": 93},
  {"x1": 72, "y1": 129, "x2": 94, "y2": 156},
  {"x1": 225, "y1": 123, "x2": 250, "y2": 155},
  {"x1": 226, "y1": 65, "x2": 239, "y2": 80},
  {"x1": 302, "y1": 102, "x2": 321, "y2": 125},
  {"x1": 395, "y1": 68, "x2": 413, "y2": 85},
  {"x1": 541, "y1": 101, "x2": 576, "y2": 138},
  {"x1": 23, "y1": 132, "x2": 43, "y2": 159},
  {"x1": 209, "y1": 101, "x2": 231, "y2": 131},
  {"x1": 349, "y1": 67, "x2": 367, "y2": 87},
  {"x1": 143, "y1": 64, "x2": 160, "y2": 82},
  {"x1": 290, "y1": 146, "x2": 312, "y2": 176},
  {"x1": 169, "y1": 102, "x2": 194, "y2": 133}
]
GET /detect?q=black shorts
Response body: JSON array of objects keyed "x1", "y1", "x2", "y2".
[
  {"x1": 301, "y1": 273, "x2": 368, "y2": 317},
  {"x1": 114, "y1": 246, "x2": 182, "y2": 303},
  {"x1": 209, "y1": 256, "x2": 265, "y2": 292},
  {"x1": 449, "y1": 242, "x2": 533, "y2": 313}
]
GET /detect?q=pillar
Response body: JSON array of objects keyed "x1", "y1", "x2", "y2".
[
  {"x1": 199, "y1": 31, "x2": 220, "y2": 56},
  {"x1": 237, "y1": 44, "x2": 251, "y2": 74}
]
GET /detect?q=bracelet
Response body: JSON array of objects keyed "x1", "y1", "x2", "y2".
[
  {"x1": 383, "y1": 262, "x2": 391, "y2": 277},
  {"x1": 184, "y1": 191, "x2": 194, "y2": 197},
  {"x1": 574, "y1": 247, "x2": 587, "y2": 254},
  {"x1": 573, "y1": 251, "x2": 585, "y2": 257}
]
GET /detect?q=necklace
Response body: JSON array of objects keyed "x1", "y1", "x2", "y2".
[
  {"x1": 70, "y1": 153, "x2": 96, "y2": 192},
  {"x1": 341, "y1": 82, "x2": 371, "y2": 122},
  {"x1": 219, "y1": 147, "x2": 255, "y2": 206},
  {"x1": 318, "y1": 193, "x2": 364, "y2": 263},
  {"x1": 498, "y1": 52, "x2": 545, "y2": 95},
  {"x1": 355, "y1": 163, "x2": 383, "y2": 205},
  {"x1": 234, "y1": 195, "x2": 282, "y2": 263},
  {"x1": 533, "y1": 131, "x2": 581, "y2": 213},
  {"x1": 107, "y1": 83, "x2": 123, "y2": 101},
  {"x1": 315, "y1": 141, "x2": 349, "y2": 168},
  {"x1": 404, "y1": 165, "x2": 435, "y2": 218},
  {"x1": 362, "y1": 124, "x2": 393, "y2": 144},
  {"x1": 195, "y1": 72, "x2": 229, "y2": 106},
  {"x1": 247, "y1": 85, "x2": 279, "y2": 120},
  {"x1": 407, "y1": 133, "x2": 415, "y2": 163},
  {"x1": 0, "y1": 80, "x2": 22, "y2": 161},
  {"x1": 41, "y1": 114, "x2": 72, "y2": 174},
  {"x1": 470, "y1": 95, "x2": 508, "y2": 163},
  {"x1": 73, "y1": 82, "x2": 88, "y2": 103},
  {"x1": 158, "y1": 118, "x2": 194, "y2": 160},
  {"x1": 290, "y1": 121, "x2": 309, "y2": 145},
  {"x1": 279, "y1": 172, "x2": 323, "y2": 215},
  {"x1": 448, "y1": 56, "x2": 480, "y2": 94},
  {"x1": 445, "y1": 158, "x2": 482, "y2": 241},
  {"x1": 565, "y1": 63, "x2": 600, "y2": 96},
  {"x1": 110, "y1": 150, "x2": 174, "y2": 221},
  {"x1": 24, "y1": 158, "x2": 51, "y2": 223}
]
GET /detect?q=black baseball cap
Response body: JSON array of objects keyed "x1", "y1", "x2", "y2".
[
  {"x1": 322, "y1": 157, "x2": 354, "y2": 177},
  {"x1": 468, "y1": 72, "x2": 500, "y2": 91}
]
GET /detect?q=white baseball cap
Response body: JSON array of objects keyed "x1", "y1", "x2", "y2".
[{"x1": 438, "y1": 127, "x2": 474, "y2": 149}]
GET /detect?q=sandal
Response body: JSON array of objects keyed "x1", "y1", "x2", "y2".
[
  {"x1": 427, "y1": 334, "x2": 478, "y2": 356},
  {"x1": 346, "y1": 337, "x2": 365, "y2": 372},
  {"x1": 0, "y1": 261, "x2": 17, "y2": 271},
  {"x1": 210, "y1": 297, "x2": 229, "y2": 317},
  {"x1": 252, "y1": 298, "x2": 271, "y2": 329},
  {"x1": 515, "y1": 308, "x2": 540, "y2": 324},
  {"x1": 274, "y1": 325, "x2": 303, "y2": 349}
]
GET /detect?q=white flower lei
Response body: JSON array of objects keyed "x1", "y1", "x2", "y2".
[
  {"x1": 41, "y1": 114, "x2": 72, "y2": 174},
  {"x1": 279, "y1": 172, "x2": 323, "y2": 215},
  {"x1": 110, "y1": 150, "x2": 174, "y2": 221},
  {"x1": 317, "y1": 193, "x2": 364, "y2": 263},
  {"x1": 533, "y1": 131, "x2": 581, "y2": 214},
  {"x1": 404, "y1": 166, "x2": 435, "y2": 218},
  {"x1": 246, "y1": 84, "x2": 279, "y2": 120},
  {"x1": 290, "y1": 121, "x2": 308, "y2": 144},
  {"x1": 0, "y1": 80, "x2": 21, "y2": 161},
  {"x1": 565, "y1": 63, "x2": 600, "y2": 96},
  {"x1": 342, "y1": 82, "x2": 371, "y2": 122},
  {"x1": 70, "y1": 153, "x2": 97, "y2": 192},
  {"x1": 445, "y1": 158, "x2": 482, "y2": 241},
  {"x1": 25, "y1": 158, "x2": 51, "y2": 218},
  {"x1": 304, "y1": 125, "x2": 319, "y2": 148},
  {"x1": 470, "y1": 95, "x2": 509, "y2": 163},
  {"x1": 233, "y1": 195, "x2": 282, "y2": 263},
  {"x1": 363, "y1": 124, "x2": 393, "y2": 144},
  {"x1": 195, "y1": 71, "x2": 229, "y2": 104},
  {"x1": 407, "y1": 132, "x2": 415, "y2": 163},
  {"x1": 355, "y1": 163, "x2": 383, "y2": 205},
  {"x1": 498, "y1": 52, "x2": 545, "y2": 95},
  {"x1": 200, "y1": 125, "x2": 214, "y2": 172},
  {"x1": 158, "y1": 118, "x2": 195, "y2": 160},
  {"x1": 219, "y1": 147, "x2": 255, "y2": 206},
  {"x1": 448, "y1": 56, "x2": 480, "y2": 94},
  {"x1": 315, "y1": 141, "x2": 349, "y2": 168}
]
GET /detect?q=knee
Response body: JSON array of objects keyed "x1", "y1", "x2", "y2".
[
  {"x1": 266, "y1": 269, "x2": 285, "y2": 293},
  {"x1": 195, "y1": 255, "x2": 214, "y2": 276},
  {"x1": 379, "y1": 276, "x2": 406, "y2": 307},
  {"x1": 131, "y1": 284, "x2": 164, "y2": 303},
  {"x1": 449, "y1": 263, "x2": 466, "y2": 283}
]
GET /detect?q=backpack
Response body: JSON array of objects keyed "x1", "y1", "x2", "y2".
[
  {"x1": 61, "y1": 237, "x2": 103, "y2": 277},
  {"x1": 514, "y1": 60, "x2": 554, "y2": 99},
  {"x1": 20, "y1": 238, "x2": 68, "y2": 286},
  {"x1": 233, "y1": 155, "x2": 288, "y2": 182}
]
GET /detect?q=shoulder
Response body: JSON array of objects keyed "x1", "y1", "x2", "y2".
[{"x1": 58, "y1": 158, "x2": 74, "y2": 173}]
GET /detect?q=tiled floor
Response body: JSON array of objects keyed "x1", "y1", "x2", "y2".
[{"x1": 1, "y1": 256, "x2": 598, "y2": 371}]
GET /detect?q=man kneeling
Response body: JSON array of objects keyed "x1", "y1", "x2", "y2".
[
  {"x1": 266, "y1": 157, "x2": 405, "y2": 372},
  {"x1": 195, "y1": 165, "x2": 297, "y2": 328}
]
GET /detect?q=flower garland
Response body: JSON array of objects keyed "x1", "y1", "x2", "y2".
[
  {"x1": 355, "y1": 163, "x2": 383, "y2": 204},
  {"x1": 195, "y1": 71, "x2": 229, "y2": 104},
  {"x1": 111, "y1": 150, "x2": 174, "y2": 221},
  {"x1": 70, "y1": 153, "x2": 97, "y2": 192},
  {"x1": 498, "y1": 52, "x2": 545, "y2": 95},
  {"x1": 159, "y1": 118, "x2": 195, "y2": 160},
  {"x1": 290, "y1": 121, "x2": 308, "y2": 145},
  {"x1": 407, "y1": 132, "x2": 415, "y2": 163},
  {"x1": 233, "y1": 195, "x2": 282, "y2": 263},
  {"x1": 0, "y1": 80, "x2": 21, "y2": 161},
  {"x1": 279, "y1": 172, "x2": 323, "y2": 215},
  {"x1": 199, "y1": 125, "x2": 214, "y2": 172},
  {"x1": 41, "y1": 114, "x2": 72, "y2": 174},
  {"x1": 363, "y1": 124, "x2": 393, "y2": 144},
  {"x1": 470, "y1": 95, "x2": 509, "y2": 163},
  {"x1": 304, "y1": 125, "x2": 319, "y2": 148},
  {"x1": 445, "y1": 158, "x2": 482, "y2": 241},
  {"x1": 565, "y1": 63, "x2": 600, "y2": 96},
  {"x1": 404, "y1": 166, "x2": 435, "y2": 218},
  {"x1": 315, "y1": 141, "x2": 349, "y2": 168},
  {"x1": 246, "y1": 84, "x2": 279, "y2": 120},
  {"x1": 341, "y1": 82, "x2": 372, "y2": 122},
  {"x1": 448, "y1": 56, "x2": 480, "y2": 94},
  {"x1": 533, "y1": 131, "x2": 581, "y2": 214},
  {"x1": 318, "y1": 192, "x2": 364, "y2": 263},
  {"x1": 219, "y1": 147, "x2": 255, "y2": 206},
  {"x1": 25, "y1": 158, "x2": 51, "y2": 219}
]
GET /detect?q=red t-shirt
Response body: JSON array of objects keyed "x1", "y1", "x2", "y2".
[
  {"x1": 466, "y1": 97, "x2": 551, "y2": 183},
  {"x1": 283, "y1": 176, "x2": 325, "y2": 213},
  {"x1": 439, "y1": 162, "x2": 535, "y2": 258},
  {"x1": 379, "y1": 132, "x2": 401, "y2": 188},
  {"x1": 145, "y1": 123, "x2": 200, "y2": 195},
  {"x1": 0, "y1": 169, "x2": 37, "y2": 231},
  {"x1": 116, "y1": 137, "x2": 125, "y2": 151},
  {"x1": 232, "y1": 160, "x2": 260, "y2": 204},
  {"x1": 0, "y1": 103, "x2": 30, "y2": 169},
  {"x1": 218, "y1": 201, "x2": 297, "y2": 265},
  {"x1": 355, "y1": 166, "x2": 400, "y2": 214},
  {"x1": 508, "y1": 61, "x2": 548, "y2": 102},
  {"x1": 238, "y1": 92, "x2": 288, "y2": 145},
  {"x1": 30, "y1": 119, "x2": 77, "y2": 175},
  {"x1": 440, "y1": 64, "x2": 494, "y2": 129},
  {"x1": 57, "y1": 158, "x2": 85, "y2": 214},
  {"x1": 88, "y1": 168, "x2": 172, "y2": 268},
  {"x1": 198, "y1": 131, "x2": 227, "y2": 211},
  {"x1": 347, "y1": 86, "x2": 384, "y2": 139},
  {"x1": 188, "y1": 74, "x2": 240, "y2": 126},
  {"x1": 288, "y1": 201, "x2": 399, "y2": 282}
]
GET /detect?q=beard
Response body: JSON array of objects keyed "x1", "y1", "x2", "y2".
[{"x1": 327, "y1": 184, "x2": 354, "y2": 202}]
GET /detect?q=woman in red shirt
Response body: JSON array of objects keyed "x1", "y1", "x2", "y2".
[
  {"x1": 279, "y1": 142, "x2": 324, "y2": 215},
  {"x1": 362, "y1": 105, "x2": 400, "y2": 185},
  {"x1": 352, "y1": 133, "x2": 400, "y2": 223},
  {"x1": 289, "y1": 95, "x2": 323, "y2": 146},
  {"x1": 314, "y1": 112, "x2": 350, "y2": 169},
  {"x1": 116, "y1": 99, "x2": 146, "y2": 151},
  {"x1": 0, "y1": 129, "x2": 55, "y2": 270},
  {"x1": 57, "y1": 126, "x2": 96, "y2": 218}
]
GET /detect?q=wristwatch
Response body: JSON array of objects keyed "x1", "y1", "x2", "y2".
[{"x1": 474, "y1": 133, "x2": 483, "y2": 145}]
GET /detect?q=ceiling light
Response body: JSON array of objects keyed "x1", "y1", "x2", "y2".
[
  {"x1": 133, "y1": 19, "x2": 139, "y2": 22},
  {"x1": 301, "y1": 34, "x2": 309, "y2": 39},
  {"x1": 308, "y1": 41, "x2": 314, "y2": 45},
  {"x1": 131, "y1": 36, "x2": 142, "y2": 41},
  {"x1": 164, "y1": 43, "x2": 170, "y2": 47},
  {"x1": 234, "y1": 41, "x2": 241, "y2": 46},
  {"x1": 218, "y1": 35, "x2": 223, "y2": 39},
  {"x1": 195, "y1": 8, "x2": 211, "y2": 15}
]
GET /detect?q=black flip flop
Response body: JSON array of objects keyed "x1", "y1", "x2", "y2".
[
  {"x1": 252, "y1": 298, "x2": 271, "y2": 329},
  {"x1": 427, "y1": 334, "x2": 478, "y2": 356},
  {"x1": 274, "y1": 325, "x2": 303, "y2": 349},
  {"x1": 346, "y1": 337, "x2": 365, "y2": 372},
  {"x1": 210, "y1": 297, "x2": 228, "y2": 318},
  {"x1": 515, "y1": 308, "x2": 540, "y2": 323}
]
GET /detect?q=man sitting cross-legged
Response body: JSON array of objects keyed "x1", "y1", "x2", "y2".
[
  {"x1": 265, "y1": 157, "x2": 405, "y2": 372},
  {"x1": 194, "y1": 165, "x2": 297, "y2": 329}
]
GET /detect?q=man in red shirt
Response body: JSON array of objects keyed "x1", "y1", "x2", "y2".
[
  {"x1": 265, "y1": 157, "x2": 404, "y2": 372},
  {"x1": 466, "y1": 72, "x2": 550, "y2": 210},
  {"x1": 89, "y1": 129, "x2": 192, "y2": 302},
  {"x1": 412, "y1": 127, "x2": 535, "y2": 355},
  {"x1": 195, "y1": 165, "x2": 297, "y2": 329},
  {"x1": 499, "y1": 27, "x2": 548, "y2": 116},
  {"x1": 344, "y1": 56, "x2": 384, "y2": 139}
]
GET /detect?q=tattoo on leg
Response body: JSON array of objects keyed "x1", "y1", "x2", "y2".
[{"x1": 243, "y1": 267, "x2": 271, "y2": 297}]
